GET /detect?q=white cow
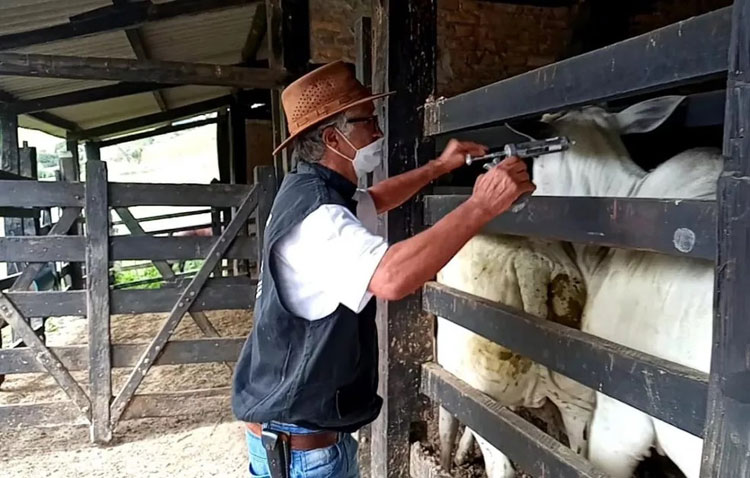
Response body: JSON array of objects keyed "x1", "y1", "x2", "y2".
[{"x1": 436, "y1": 95, "x2": 721, "y2": 478}]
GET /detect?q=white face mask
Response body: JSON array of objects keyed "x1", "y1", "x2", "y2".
[{"x1": 326, "y1": 128, "x2": 384, "y2": 178}]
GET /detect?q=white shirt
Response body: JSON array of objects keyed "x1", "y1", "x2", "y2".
[{"x1": 272, "y1": 189, "x2": 388, "y2": 320}]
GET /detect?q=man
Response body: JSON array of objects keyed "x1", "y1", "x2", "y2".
[{"x1": 232, "y1": 61, "x2": 534, "y2": 478}]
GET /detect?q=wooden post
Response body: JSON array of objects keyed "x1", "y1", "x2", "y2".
[
  {"x1": 265, "y1": 0, "x2": 310, "y2": 184},
  {"x1": 1, "y1": 113, "x2": 21, "y2": 274},
  {"x1": 701, "y1": 0, "x2": 750, "y2": 475},
  {"x1": 62, "y1": 139, "x2": 85, "y2": 290},
  {"x1": 230, "y1": 99, "x2": 248, "y2": 185},
  {"x1": 85, "y1": 158, "x2": 112, "y2": 444},
  {"x1": 370, "y1": 1, "x2": 437, "y2": 478},
  {"x1": 19, "y1": 142, "x2": 39, "y2": 236}
]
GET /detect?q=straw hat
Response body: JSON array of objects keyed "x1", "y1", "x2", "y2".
[{"x1": 272, "y1": 61, "x2": 393, "y2": 155}]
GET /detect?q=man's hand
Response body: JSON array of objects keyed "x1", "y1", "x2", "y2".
[
  {"x1": 467, "y1": 156, "x2": 536, "y2": 219},
  {"x1": 434, "y1": 139, "x2": 488, "y2": 175}
]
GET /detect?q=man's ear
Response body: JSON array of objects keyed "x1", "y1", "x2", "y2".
[{"x1": 321, "y1": 126, "x2": 338, "y2": 148}]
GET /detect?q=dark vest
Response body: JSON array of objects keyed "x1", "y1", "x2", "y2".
[{"x1": 231, "y1": 162, "x2": 382, "y2": 433}]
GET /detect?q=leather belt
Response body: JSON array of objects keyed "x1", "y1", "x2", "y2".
[{"x1": 246, "y1": 423, "x2": 339, "y2": 451}]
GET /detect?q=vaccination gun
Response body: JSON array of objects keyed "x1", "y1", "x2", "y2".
[{"x1": 465, "y1": 136, "x2": 572, "y2": 213}]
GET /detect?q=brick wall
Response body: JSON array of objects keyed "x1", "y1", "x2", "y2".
[
  {"x1": 307, "y1": 0, "x2": 730, "y2": 96},
  {"x1": 437, "y1": 0, "x2": 576, "y2": 96},
  {"x1": 309, "y1": 0, "x2": 371, "y2": 63}
]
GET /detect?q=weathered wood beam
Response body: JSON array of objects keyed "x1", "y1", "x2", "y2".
[
  {"x1": 71, "y1": 96, "x2": 230, "y2": 140},
  {"x1": 242, "y1": 3, "x2": 268, "y2": 63},
  {"x1": 4, "y1": 83, "x2": 170, "y2": 115},
  {"x1": 0, "y1": 88, "x2": 80, "y2": 133},
  {"x1": 112, "y1": 0, "x2": 169, "y2": 112},
  {"x1": 370, "y1": 1, "x2": 437, "y2": 477},
  {"x1": 0, "y1": 53, "x2": 288, "y2": 89},
  {"x1": 0, "y1": 0, "x2": 257, "y2": 51},
  {"x1": 99, "y1": 117, "x2": 217, "y2": 148},
  {"x1": 701, "y1": 0, "x2": 750, "y2": 475}
]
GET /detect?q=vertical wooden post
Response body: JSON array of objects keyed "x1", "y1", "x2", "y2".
[
  {"x1": 2, "y1": 113, "x2": 22, "y2": 274},
  {"x1": 0, "y1": 113, "x2": 19, "y2": 173},
  {"x1": 356, "y1": 16, "x2": 374, "y2": 192},
  {"x1": 370, "y1": 1, "x2": 437, "y2": 477},
  {"x1": 85, "y1": 157, "x2": 112, "y2": 444},
  {"x1": 230, "y1": 99, "x2": 248, "y2": 185},
  {"x1": 19, "y1": 142, "x2": 39, "y2": 236},
  {"x1": 61, "y1": 142, "x2": 85, "y2": 290},
  {"x1": 85, "y1": 141, "x2": 101, "y2": 162},
  {"x1": 265, "y1": 0, "x2": 310, "y2": 184},
  {"x1": 701, "y1": 0, "x2": 750, "y2": 475}
]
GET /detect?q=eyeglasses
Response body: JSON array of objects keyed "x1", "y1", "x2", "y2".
[{"x1": 346, "y1": 115, "x2": 380, "y2": 128}]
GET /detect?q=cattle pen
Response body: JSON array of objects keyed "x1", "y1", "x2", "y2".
[{"x1": 0, "y1": 1, "x2": 749, "y2": 478}]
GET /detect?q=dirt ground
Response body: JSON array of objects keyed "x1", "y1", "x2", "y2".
[{"x1": 0, "y1": 309, "x2": 254, "y2": 478}]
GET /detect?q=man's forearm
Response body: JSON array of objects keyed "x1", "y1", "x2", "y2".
[
  {"x1": 368, "y1": 199, "x2": 491, "y2": 300},
  {"x1": 368, "y1": 160, "x2": 445, "y2": 214}
]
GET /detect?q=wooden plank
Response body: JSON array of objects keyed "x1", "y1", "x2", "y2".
[
  {"x1": 73, "y1": 96, "x2": 229, "y2": 140},
  {"x1": 0, "y1": 235, "x2": 257, "y2": 262},
  {"x1": 0, "y1": 207, "x2": 39, "y2": 218},
  {"x1": 0, "y1": 294, "x2": 91, "y2": 421},
  {"x1": 109, "y1": 185, "x2": 258, "y2": 426},
  {"x1": 0, "y1": 338, "x2": 246, "y2": 375},
  {"x1": 0, "y1": 180, "x2": 84, "y2": 208},
  {"x1": 355, "y1": 17, "x2": 372, "y2": 88},
  {"x1": 85, "y1": 160, "x2": 112, "y2": 443},
  {"x1": 4, "y1": 277, "x2": 256, "y2": 317},
  {"x1": 110, "y1": 182, "x2": 255, "y2": 207},
  {"x1": 0, "y1": 388, "x2": 229, "y2": 430},
  {"x1": 370, "y1": 1, "x2": 437, "y2": 477},
  {"x1": 701, "y1": 0, "x2": 750, "y2": 475},
  {"x1": 0, "y1": 0, "x2": 255, "y2": 50},
  {"x1": 1, "y1": 112, "x2": 19, "y2": 173},
  {"x1": 110, "y1": 208, "x2": 212, "y2": 225},
  {"x1": 424, "y1": 195, "x2": 717, "y2": 260},
  {"x1": 423, "y1": 282, "x2": 708, "y2": 437},
  {"x1": 229, "y1": 99, "x2": 248, "y2": 185},
  {"x1": 99, "y1": 118, "x2": 216, "y2": 148},
  {"x1": 111, "y1": 236, "x2": 257, "y2": 260},
  {"x1": 9, "y1": 207, "x2": 81, "y2": 291},
  {"x1": 0, "y1": 236, "x2": 85, "y2": 262},
  {"x1": 421, "y1": 363, "x2": 608, "y2": 478},
  {"x1": 424, "y1": 7, "x2": 732, "y2": 135},
  {"x1": 0, "y1": 53, "x2": 287, "y2": 90},
  {"x1": 241, "y1": 3, "x2": 267, "y2": 63}
]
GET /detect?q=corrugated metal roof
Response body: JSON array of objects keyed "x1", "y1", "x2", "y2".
[{"x1": 0, "y1": 1, "x2": 265, "y2": 137}]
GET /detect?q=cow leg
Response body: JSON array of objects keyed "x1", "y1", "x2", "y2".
[
  {"x1": 454, "y1": 427, "x2": 475, "y2": 465},
  {"x1": 653, "y1": 419, "x2": 702, "y2": 478},
  {"x1": 438, "y1": 406, "x2": 458, "y2": 471},
  {"x1": 588, "y1": 393, "x2": 656, "y2": 478},
  {"x1": 474, "y1": 432, "x2": 515, "y2": 478}
]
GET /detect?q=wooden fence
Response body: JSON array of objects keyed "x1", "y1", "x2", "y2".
[{"x1": 0, "y1": 162, "x2": 276, "y2": 443}]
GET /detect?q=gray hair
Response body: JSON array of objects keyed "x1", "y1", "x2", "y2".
[{"x1": 291, "y1": 113, "x2": 353, "y2": 165}]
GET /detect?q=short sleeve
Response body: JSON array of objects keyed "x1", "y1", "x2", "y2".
[
  {"x1": 317, "y1": 205, "x2": 388, "y2": 312},
  {"x1": 273, "y1": 204, "x2": 388, "y2": 317}
]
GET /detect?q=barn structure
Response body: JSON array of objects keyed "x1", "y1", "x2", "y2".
[{"x1": 0, "y1": 0, "x2": 748, "y2": 478}]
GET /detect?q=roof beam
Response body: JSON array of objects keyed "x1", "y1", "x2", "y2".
[
  {"x1": 2, "y1": 82, "x2": 172, "y2": 115},
  {"x1": 242, "y1": 3, "x2": 267, "y2": 63},
  {"x1": 70, "y1": 95, "x2": 232, "y2": 140},
  {"x1": 112, "y1": 0, "x2": 169, "y2": 112},
  {"x1": 0, "y1": 0, "x2": 257, "y2": 51},
  {"x1": 0, "y1": 89, "x2": 80, "y2": 132},
  {"x1": 0, "y1": 52, "x2": 288, "y2": 89},
  {"x1": 99, "y1": 117, "x2": 217, "y2": 148}
]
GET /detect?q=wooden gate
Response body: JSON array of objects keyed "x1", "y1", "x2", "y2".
[{"x1": 0, "y1": 161, "x2": 276, "y2": 443}]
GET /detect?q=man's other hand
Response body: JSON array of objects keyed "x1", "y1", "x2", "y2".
[{"x1": 434, "y1": 139, "x2": 488, "y2": 174}]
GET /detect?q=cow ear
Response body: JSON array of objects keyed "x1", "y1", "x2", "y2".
[{"x1": 614, "y1": 95, "x2": 686, "y2": 134}]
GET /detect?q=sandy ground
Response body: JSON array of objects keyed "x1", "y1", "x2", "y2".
[{"x1": 1, "y1": 309, "x2": 254, "y2": 478}]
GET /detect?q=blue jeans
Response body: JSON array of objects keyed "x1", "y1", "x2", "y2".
[{"x1": 246, "y1": 422, "x2": 360, "y2": 478}]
